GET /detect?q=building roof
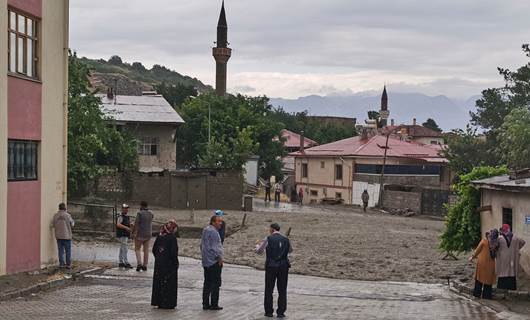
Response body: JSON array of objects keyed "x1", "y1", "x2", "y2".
[
  {"x1": 291, "y1": 134, "x2": 446, "y2": 163},
  {"x1": 472, "y1": 175, "x2": 530, "y2": 192},
  {"x1": 383, "y1": 125, "x2": 443, "y2": 138},
  {"x1": 97, "y1": 94, "x2": 184, "y2": 124},
  {"x1": 281, "y1": 129, "x2": 318, "y2": 149}
]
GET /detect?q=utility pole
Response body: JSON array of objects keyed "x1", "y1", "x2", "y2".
[{"x1": 208, "y1": 103, "x2": 211, "y2": 145}]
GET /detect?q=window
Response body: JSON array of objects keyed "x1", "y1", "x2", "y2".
[
  {"x1": 301, "y1": 163, "x2": 308, "y2": 178},
  {"x1": 310, "y1": 190, "x2": 318, "y2": 196},
  {"x1": 502, "y1": 208, "x2": 513, "y2": 230},
  {"x1": 355, "y1": 164, "x2": 441, "y2": 175},
  {"x1": 321, "y1": 161, "x2": 325, "y2": 169},
  {"x1": 8, "y1": 9, "x2": 38, "y2": 78},
  {"x1": 137, "y1": 137, "x2": 159, "y2": 156},
  {"x1": 335, "y1": 192, "x2": 342, "y2": 199},
  {"x1": 335, "y1": 164, "x2": 343, "y2": 180},
  {"x1": 8, "y1": 140, "x2": 38, "y2": 181}
]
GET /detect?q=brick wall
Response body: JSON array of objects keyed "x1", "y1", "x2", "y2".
[{"x1": 382, "y1": 190, "x2": 422, "y2": 213}]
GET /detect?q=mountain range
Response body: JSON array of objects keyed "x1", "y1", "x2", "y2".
[{"x1": 270, "y1": 92, "x2": 481, "y2": 131}]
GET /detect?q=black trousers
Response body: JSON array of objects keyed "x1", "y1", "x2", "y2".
[
  {"x1": 265, "y1": 188, "x2": 271, "y2": 201},
  {"x1": 363, "y1": 202, "x2": 368, "y2": 212},
  {"x1": 265, "y1": 266, "x2": 289, "y2": 315},
  {"x1": 473, "y1": 280, "x2": 492, "y2": 299},
  {"x1": 274, "y1": 191, "x2": 281, "y2": 203},
  {"x1": 203, "y1": 264, "x2": 222, "y2": 307},
  {"x1": 497, "y1": 276, "x2": 517, "y2": 290}
]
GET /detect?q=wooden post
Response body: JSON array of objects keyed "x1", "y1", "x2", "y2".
[
  {"x1": 241, "y1": 213, "x2": 247, "y2": 227},
  {"x1": 190, "y1": 208, "x2": 195, "y2": 224}
]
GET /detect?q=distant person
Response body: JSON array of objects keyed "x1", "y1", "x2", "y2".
[
  {"x1": 361, "y1": 190, "x2": 369, "y2": 212},
  {"x1": 255, "y1": 223, "x2": 292, "y2": 318},
  {"x1": 52, "y1": 203, "x2": 75, "y2": 269},
  {"x1": 468, "y1": 229, "x2": 498, "y2": 299},
  {"x1": 132, "y1": 201, "x2": 154, "y2": 272},
  {"x1": 200, "y1": 215, "x2": 224, "y2": 311},
  {"x1": 298, "y1": 187, "x2": 304, "y2": 205},
  {"x1": 265, "y1": 180, "x2": 272, "y2": 202},
  {"x1": 116, "y1": 204, "x2": 133, "y2": 269},
  {"x1": 274, "y1": 182, "x2": 282, "y2": 203},
  {"x1": 151, "y1": 220, "x2": 179, "y2": 309},
  {"x1": 215, "y1": 210, "x2": 226, "y2": 244},
  {"x1": 496, "y1": 224, "x2": 526, "y2": 290}
]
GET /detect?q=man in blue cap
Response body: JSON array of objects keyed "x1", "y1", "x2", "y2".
[{"x1": 214, "y1": 210, "x2": 226, "y2": 244}]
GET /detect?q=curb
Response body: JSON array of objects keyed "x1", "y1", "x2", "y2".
[
  {"x1": 0, "y1": 267, "x2": 103, "y2": 301},
  {"x1": 450, "y1": 280, "x2": 530, "y2": 301}
]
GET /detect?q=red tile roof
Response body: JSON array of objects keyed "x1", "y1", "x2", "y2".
[
  {"x1": 281, "y1": 129, "x2": 318, "y2": 149},
  {"x1": 291, "y1": 135, "x2": 446, "y2": 163}
]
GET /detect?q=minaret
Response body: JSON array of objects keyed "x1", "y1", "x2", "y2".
[
  {"x1": 379, "y1": 85, "x2": 390, "y2": 127},
  {"x1": 212, "y1": 1, "x2": 231, "y2": 96}
]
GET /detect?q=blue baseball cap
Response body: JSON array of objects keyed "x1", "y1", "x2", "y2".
[{"x1": 214, "y1": 210, "x2": 224, "y2": 216}]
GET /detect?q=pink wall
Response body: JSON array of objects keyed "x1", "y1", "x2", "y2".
[
  {"x1": 8, "y1": 77, "x2": 41, "y2": 140},
  {"x1": 7, "y1": 0, "x2": 42, "y2": 17},
  {"x1": 6, "y1": 181, "x2": 41, "y2": 273}
]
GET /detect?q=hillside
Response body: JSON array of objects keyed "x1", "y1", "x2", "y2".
[{"x1": 81, "y1": 55, "x2": 212, "y2": 95}]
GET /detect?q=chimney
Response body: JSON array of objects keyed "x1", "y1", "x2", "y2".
[
  {"x1": 107, "y1": 87, "x2": 114, "y2": 100},
  {"x1": 391, "y1": 119, "x2": 395, "y2": 126},
  {"x1": 300, "y1": 131, "x2": 305, "y2": 153},
  {"x1": 413, "y1": 118, "x2": 417, "y2": 126}
]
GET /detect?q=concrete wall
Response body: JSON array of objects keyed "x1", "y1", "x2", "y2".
[
  {"x1": 244, "y1": 157, "x2": 259, "y2": 186},
  {"x1": 0, "y1": 0, "x2": 8, "y2": 276},
  {"x1": 480, "y1": 189, "x2": 530, "y2": 276},
  {"x1": 354, "y1": 174, "x2": 442, "y2": 188},
  {"x1": 414, "y1": 137, "x2": 444, "y2": 145},
  {"x1": 383, "y1": 190, "x2": 421, "y2": 213},
  {"x1": 127, "y1": 123, "x2": 177, "y2": 171},
  {"x1": 40, "y1": 0, "x2": 69, "y2": 269}
]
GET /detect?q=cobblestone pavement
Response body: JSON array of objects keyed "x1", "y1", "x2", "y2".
[{"x1": 0, "y1": 243, "x2": 519, "y2": 320}]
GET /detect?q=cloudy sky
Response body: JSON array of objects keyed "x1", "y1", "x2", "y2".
[{"x1": 70, "y1": 0, "x2": 530, "y2": 99}]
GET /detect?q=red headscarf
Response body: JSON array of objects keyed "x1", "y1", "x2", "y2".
[{"x1": 160, "y1": 220, "x2": 178, "y2": 236}]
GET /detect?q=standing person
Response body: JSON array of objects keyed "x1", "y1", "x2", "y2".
[
  {"x1": 116, "y1": 204, "x2": 133, "y2": 269},
  {"x1": 274, "y1": 182, "x2": 282, "y2": 203},
  {"x1": 214, "y1": 210, "x2": 226, "y2": 244},
  {"x1": 468, "y1": 230, "x2": 498, "y2": 299},
  {"x1": 496, "y1": 224, "x2": 526, "y2": 290},
  {"x1": 361, "y1": 190, "x2": 369, "y2": 212},
  {"x1": 132, "y1": 201, "x2": 154, "y2": 272},
  {"x1": 200, "y1": 215, "x2": 224, "y2": 311},
  {"x1": 255, "y1": 223, "x2": 292, "y2": 318},
  {"x1": 53, "y1": 203, "x2": 75, "y2": 269},
  {"x1": 151, "y1": 220, "x2": 179, "y2": 309},
  {"x1": 265, "y1": 180, "x2": 272, "y2": 202},
  {"x1": 298, "y1": 187, "x2": 304, "y2": 205}
]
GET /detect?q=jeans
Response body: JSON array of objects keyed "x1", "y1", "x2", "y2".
[
  {"x1": 265, "y1": 266, "x2": 289, "y2": 315},
  {"x1": 57, "y1": 239, "x2": 72, "y2": 267},
  {"x1": 203, "y1": 263, "x2": 222, "y2": 307},
  {"x1": 118, "y1": 237, "x2": 129, "y2": 264}
]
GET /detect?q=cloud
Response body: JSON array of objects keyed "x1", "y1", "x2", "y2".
[{"x1": 70, "y1": 0, "x2": 530, "y2": 99}]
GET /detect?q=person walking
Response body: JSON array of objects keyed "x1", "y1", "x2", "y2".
[
  {"x1": 201, "y1": 215, "x2": 224, "y2": 311},
  {"x1": 361, "y1": 190, "x2": 369, "y2": 212},
  {"x1": 116, "y1": 204, "x2": 133, "y2": 269},
  {"x1": 265, "y1": 180, "x2": 272, "y2": 202},
  {"x1": 298, "y1": 187, "x2": 304, "y2": 205},
  {"x1": 496, "y1": 224, "x2": 526, "y2": 290},
  {"x1": 52, "y1": 203, "x2": 75, "y2": 269},
  {"x1": 255, "y1": 223, "x2": 292, "y2": 318},
  {"x1": 132, "y1": 201, "x2": 154, "y2": 272},
  {"x1": 468, "y1": 229, "x2": 497, "y2": 299},
  {"x1": 214, "y1": 210, "x2": 226, "y2": 244},
  {"x1": 274, "y1": 182, "x2": 282, "y2": 203},
  {"x1": 151, "y1": 220, "x2": 179, "y2": 309}
]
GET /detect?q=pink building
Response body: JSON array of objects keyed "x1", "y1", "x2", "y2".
[{"x1": 0, "y1": 0, "x2": 69, "y2": 275}]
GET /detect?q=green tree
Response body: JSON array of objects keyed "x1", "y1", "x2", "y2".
[
  {"x1": 68, "y1": 52, "x2": 137, "y2": 196},
  {"x1": 367, "y1": 110, "x2": 381, "y2": 128},
  {"x1": 498, "y1": 107, "x2": 530, "y2": 170},
  {"x1": 155, "y1": 82, "x2": 198, "y2": 108},
  {"x1": 440, "y1": 166, "x2": 509, "y2": 254},
  {"x1": 422, "y1": 118, "x2": 442, "y2": 132}
]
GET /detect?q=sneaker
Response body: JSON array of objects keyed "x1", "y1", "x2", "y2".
[
  {"x1": 136, "y1": 265, "x2": 143, "y2": 272},
  {"x1": 142, "y1": 266, "x2": 147, "y2": 271},
  {"x1": 264, "y1": 313, "x2": 273, "y2": 317},
  {"x1": 209, "y1": 306, "x2": 223, "y2": 311},
  {"x1": 202, "y1": 305, "x2": 211, "y2": 310},
  {"x1": 277, "y1": 314, "x2": 286, "y2": 318},
  {"x1": 124, "y1": 263, "x2": 133, "y2": 269},
  {"x1": 118, "y1": 263, "x2": 126, "y2": 268}
]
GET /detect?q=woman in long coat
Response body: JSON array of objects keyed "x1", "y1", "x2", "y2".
[
  {"x1": 151, "y1": 220, "x2": 179, "y2": 309},
  {"x1": 496, "y1": 224, "x2": 526, "y2": 290},
  {"x1": 469, "y1": 229, "x2": 498, "y2": 299}
]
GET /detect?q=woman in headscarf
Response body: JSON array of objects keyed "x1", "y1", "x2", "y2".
[
  {"x1": 496, "y1": 224, "x2": 526, "y2": 290},
  {"x1": 151, "y1": 220, "x2": 179, "y2": 309},
  {"x1": 468, "y1": 229, "x2": 498, "y2": 299}
]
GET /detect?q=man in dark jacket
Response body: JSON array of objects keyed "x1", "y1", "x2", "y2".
[
  {"x1": 361, "y1": 189, "x2": 369, "y2": 212},
  {"x1": 255, "y1": 223, "x2": 292, "y2": 318},
  {"x1": 116, "y1": 204, "x2": 133, "y2": 268}
]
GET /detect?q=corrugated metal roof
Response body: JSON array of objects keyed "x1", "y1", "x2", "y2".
[
  {"x1": 472, "y1": 175, "x2": 530, "y2": 191},
  {"x1": 291, "y1": 135, "x2": 446, "y2": 162},
  {"x1": 280, "y1": 129, "x2": 318, "y2": 148},
  {"x1": 97, "y1": 94, "x2": 184, "y2": 124}
]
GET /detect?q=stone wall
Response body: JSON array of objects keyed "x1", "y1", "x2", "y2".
[{"x1": 382, "y1": 190, "x2": 422, "y2": 213}]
